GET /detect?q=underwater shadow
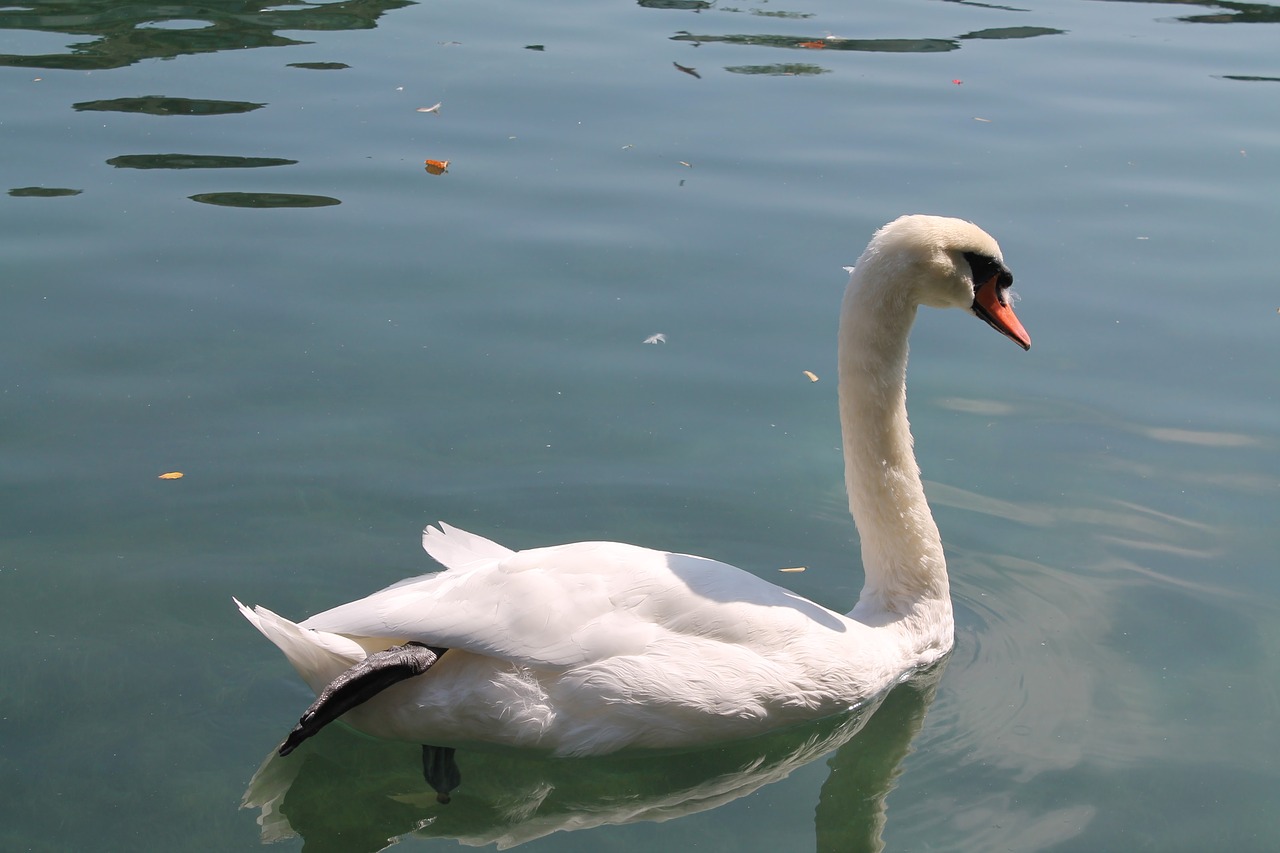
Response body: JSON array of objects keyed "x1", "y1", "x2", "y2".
[{"x1": 242, "y1": 663, "x2": 945, "y2": 851}]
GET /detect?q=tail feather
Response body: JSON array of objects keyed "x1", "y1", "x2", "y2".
[{"x1": 234, "y1": 597, "x2": 367, "y2": 695}]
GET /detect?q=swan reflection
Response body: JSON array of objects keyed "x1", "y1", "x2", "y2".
[{"x1": 243, "y1": 664, "x2": 942, "y2": 852}]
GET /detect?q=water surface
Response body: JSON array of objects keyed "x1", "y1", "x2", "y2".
[{"x1": 2, "y1": 0, "x2": 1278, "y2": 850}]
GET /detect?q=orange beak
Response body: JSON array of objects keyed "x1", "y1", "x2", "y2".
[{"x1": 972, "y1": 275, "x2": 1030, "y2": 350}]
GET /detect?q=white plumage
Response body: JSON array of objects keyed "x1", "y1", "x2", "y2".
[{"x1": 237, "y1": 214, "x2": 1029, "y2": 757}]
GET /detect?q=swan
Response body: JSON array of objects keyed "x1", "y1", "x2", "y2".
[{"x1": 236, "y1": 214, "x2": 1030, "y2": 778}]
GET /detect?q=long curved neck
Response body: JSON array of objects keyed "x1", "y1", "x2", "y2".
[{"x1": 837, "y1": 268, "x2": 950, "y2": 626}]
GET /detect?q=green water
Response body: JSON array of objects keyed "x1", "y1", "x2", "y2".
[{"x1": 2, "y1": 0, "x2": 1277, "y2": 850}]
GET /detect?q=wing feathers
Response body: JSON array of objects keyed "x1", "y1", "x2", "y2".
[
  {"x1": 255, "y1": 528, "x2": 851, "y2": 674},
  {"x1": 422, "y1": 522, "x2": 514, "y2": 570}
]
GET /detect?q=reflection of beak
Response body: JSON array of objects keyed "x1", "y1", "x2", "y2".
[{"x1": 972, "y1": 274, "x2": 1031, "y2": 350}]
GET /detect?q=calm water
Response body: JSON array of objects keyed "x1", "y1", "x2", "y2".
[{"x1": 2, "y1": 0, "x2": 1278, "y2": 850}]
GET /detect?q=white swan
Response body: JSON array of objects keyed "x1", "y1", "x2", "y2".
[{"x1": 237, "y1": 214, "x2": 1030, "y2": 764}]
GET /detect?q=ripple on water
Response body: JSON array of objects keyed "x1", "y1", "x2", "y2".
[{"x1": 944, "y1": 552, "x2": 1098, "y2": 778}]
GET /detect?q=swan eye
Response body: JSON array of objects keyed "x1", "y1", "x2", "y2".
[{"x1": 963, "y1": 251, "x2": 1013, "y2": 296}]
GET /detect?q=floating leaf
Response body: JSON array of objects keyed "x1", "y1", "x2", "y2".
[
  {"x1": 424, "y1": 159, "x2": 450, "y2": 175},
  {"x1": 158, "y1": 471, "x2": 184, "y2": 480},
  {"x1": 802, "y1": 370, "x2": 819, "y2": 382},
  {"x1": 417, "y1": 102, "x2": 442, "y2": 114},
  {"x1": 779, "y1": 566, "x2": 806, "y2": 573}
]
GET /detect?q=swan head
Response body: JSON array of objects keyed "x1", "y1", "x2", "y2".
[{"x1": 859, "y1": 214, "x2": 1031, "y2": 350}]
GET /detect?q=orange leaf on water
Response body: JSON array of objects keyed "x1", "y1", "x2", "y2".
[
  {"x1": 424, "y1": 159, "x2": 450, "y2": 175},
  {"x1": 158, "y1": 472, "x2": 184, "y2": 480}
]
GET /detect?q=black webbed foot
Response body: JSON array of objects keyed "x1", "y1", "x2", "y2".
[
  {"x1": 422, "y1": 744, "x2": 462, "y2": 804},
  {"x1": 279, "y1": 642, "x2": 447, "y2": 756}
]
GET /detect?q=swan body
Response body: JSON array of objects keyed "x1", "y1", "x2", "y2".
[{"x1": 237, "y1": 214, "x2": 1029, "y2": 758}]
